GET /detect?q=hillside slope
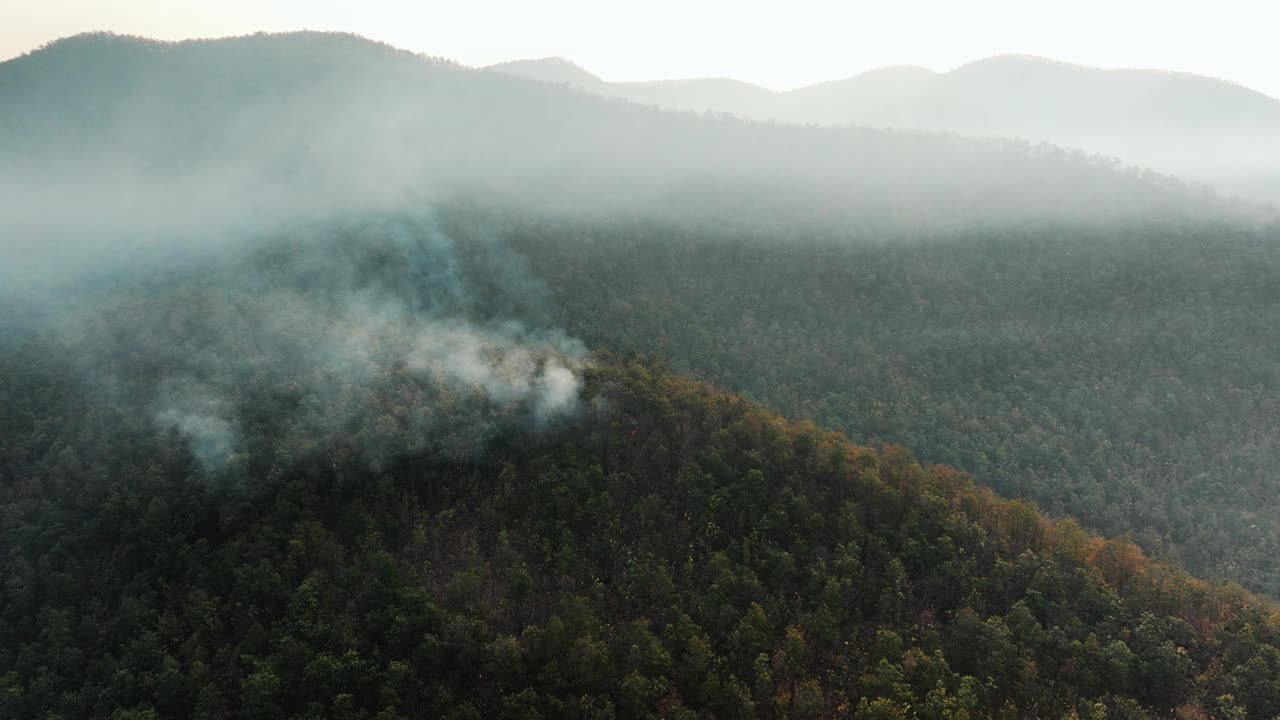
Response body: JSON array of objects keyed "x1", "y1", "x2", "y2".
[
  {"x1": 438, "y1": 209, "x2": 1280, "y2": 598},
  {"x1": 5, "y1": 320, "x2": 1280, "y2": 718},
  {"x1": 3, "y1": 207, "x2": 1280, "y2": 718}
]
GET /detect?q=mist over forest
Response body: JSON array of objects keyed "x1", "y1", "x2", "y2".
[
  {"x1": 1, "y1": 33, "x2": 1258, "y2": 281},
  {"x1": 5, "y1": 29, "x2": 1280, "y2": 720},
  {"x1": 489, "y1": 53, "x2": 1280, "y2": 205}
]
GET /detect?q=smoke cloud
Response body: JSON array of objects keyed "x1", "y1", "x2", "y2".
[
  {"x1": 1, "y1": 31, "x2": 1268, "y2": 480},
  {"x1": 19, "y1": 211, "x2": 589, "y2": 480},
  {"x1": 154, "y1": 380, "x2": 241, "y2": 473}
]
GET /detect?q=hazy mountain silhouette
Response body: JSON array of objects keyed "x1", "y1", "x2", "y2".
[
  {"x1": 485, "y1": 57, "x2": 785, "y2": 118},
  {"x1": 3, "y1": 30, "x2": 1251, "y2": 286},
  {"x1": 484, "y1": 56, "x2": 605, "y2": 89},
  {"x1": 487, "y1": 54, "x2": 1280, "y2": 203},
  {"x1": 859, "y1": 55, "x2": 1280, "y2": 202},
  {"x1": 783, "y1": 65, "x2": 940, "y2": 123},
  {"x1": 611, "y1": 77, "x2": 781, "y2": 118}
]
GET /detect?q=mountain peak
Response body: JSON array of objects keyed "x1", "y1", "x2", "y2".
[
  {"x1": 12, "y1": 30, "x2": 425, "y2": 70},
  {"x1": 484, "y1": 56, "x2": 602, "y2": 88},
  {"x1": 854, "y1": 63, "x2": 939, "y2": 78},
  {"x1": 950, "y1": 53, "x2": 1088, "y2": 76}
]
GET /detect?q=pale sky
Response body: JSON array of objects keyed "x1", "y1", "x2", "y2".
[{"x1": 5, "y1": 0, "x2": 1278, "y2": 98}]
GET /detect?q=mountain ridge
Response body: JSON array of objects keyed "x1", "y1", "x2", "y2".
[
  {"x1": 486, "y1": 52, "x2": 1280, "y2": 203},
  {"x1": 485, "y1": 52, "x2": 1280, "y2": 107},
  {"x1": 6, "y1": 317, "x2": 1280, "y2": 717},
  {"x1": 4, "y1": 29, "x2": 1251, "y2": 274},
  {"x1": 484, "y1": 55, "x2": 603, "y2": 88}
]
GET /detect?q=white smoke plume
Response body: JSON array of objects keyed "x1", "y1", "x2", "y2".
[{"x1": 39, "y1": 212, "x2": 590, "y2": 479}]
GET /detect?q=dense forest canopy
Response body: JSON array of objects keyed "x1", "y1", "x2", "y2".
[
  {"x1": 462, "y1": 211, "x2": 1280, "y2": 596},
  {"x1": 6, "y1": 29, "x2": 1280, "y2": 720},
  {"x1": 6, "y1": 246, "x2": 1280, "y2": 716}
]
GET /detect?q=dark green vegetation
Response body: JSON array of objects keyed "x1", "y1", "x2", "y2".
[
  {"x1": 7, "y1": 334, "x2": 1280, "y2": 719},
  {"x1": 2, "y1": 214, "x2": 1280, "y2": 719},
  {"x1": 7, "y1": 29, "x2": 1280, "y2": 720},
  {"x1": 469, "y1": 212, "x2": 1280, "y2": 596}
]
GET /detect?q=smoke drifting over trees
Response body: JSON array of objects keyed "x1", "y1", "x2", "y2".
[
  {"x1": 15, "y1": 212, "x2": 587, "y2": 482},
  {"x1": 1, "y1": 31, "x2": 1261, "y2": 287},
  {"x1": 9, "y1": 28, "x2": 1280, "y2": 720},
  {"x1": 3, "y1": 30, "x2": 1256, "y2": 483},
  {"x1": 2, "y1": 29, "x2": 1277, "y2": 572}
]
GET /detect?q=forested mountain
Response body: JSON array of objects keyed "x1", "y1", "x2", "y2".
[
  {"x1": 487, "y1": 55, "x2": 1280, "y2": 204},
  {"x1": 4, "y1": 216, "x2": 1280, "y2": 718},
  {"x1": 442, "y1": 209, "x2": 1280, "y2": 597},
  {"x1": 0, "y1": 32, "x2": 1251, "y2": 265},
  {"x1": 7, "y1": 29, "x2": 1280, "y2": 719}
]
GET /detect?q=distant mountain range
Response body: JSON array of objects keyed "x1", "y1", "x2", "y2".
[
  {"x1": 3, "y1": 31, "x2": 1251, "y2": 277},
  {"x1": 486, "y1": 55, "x2": 1280, "y2": 204}
]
